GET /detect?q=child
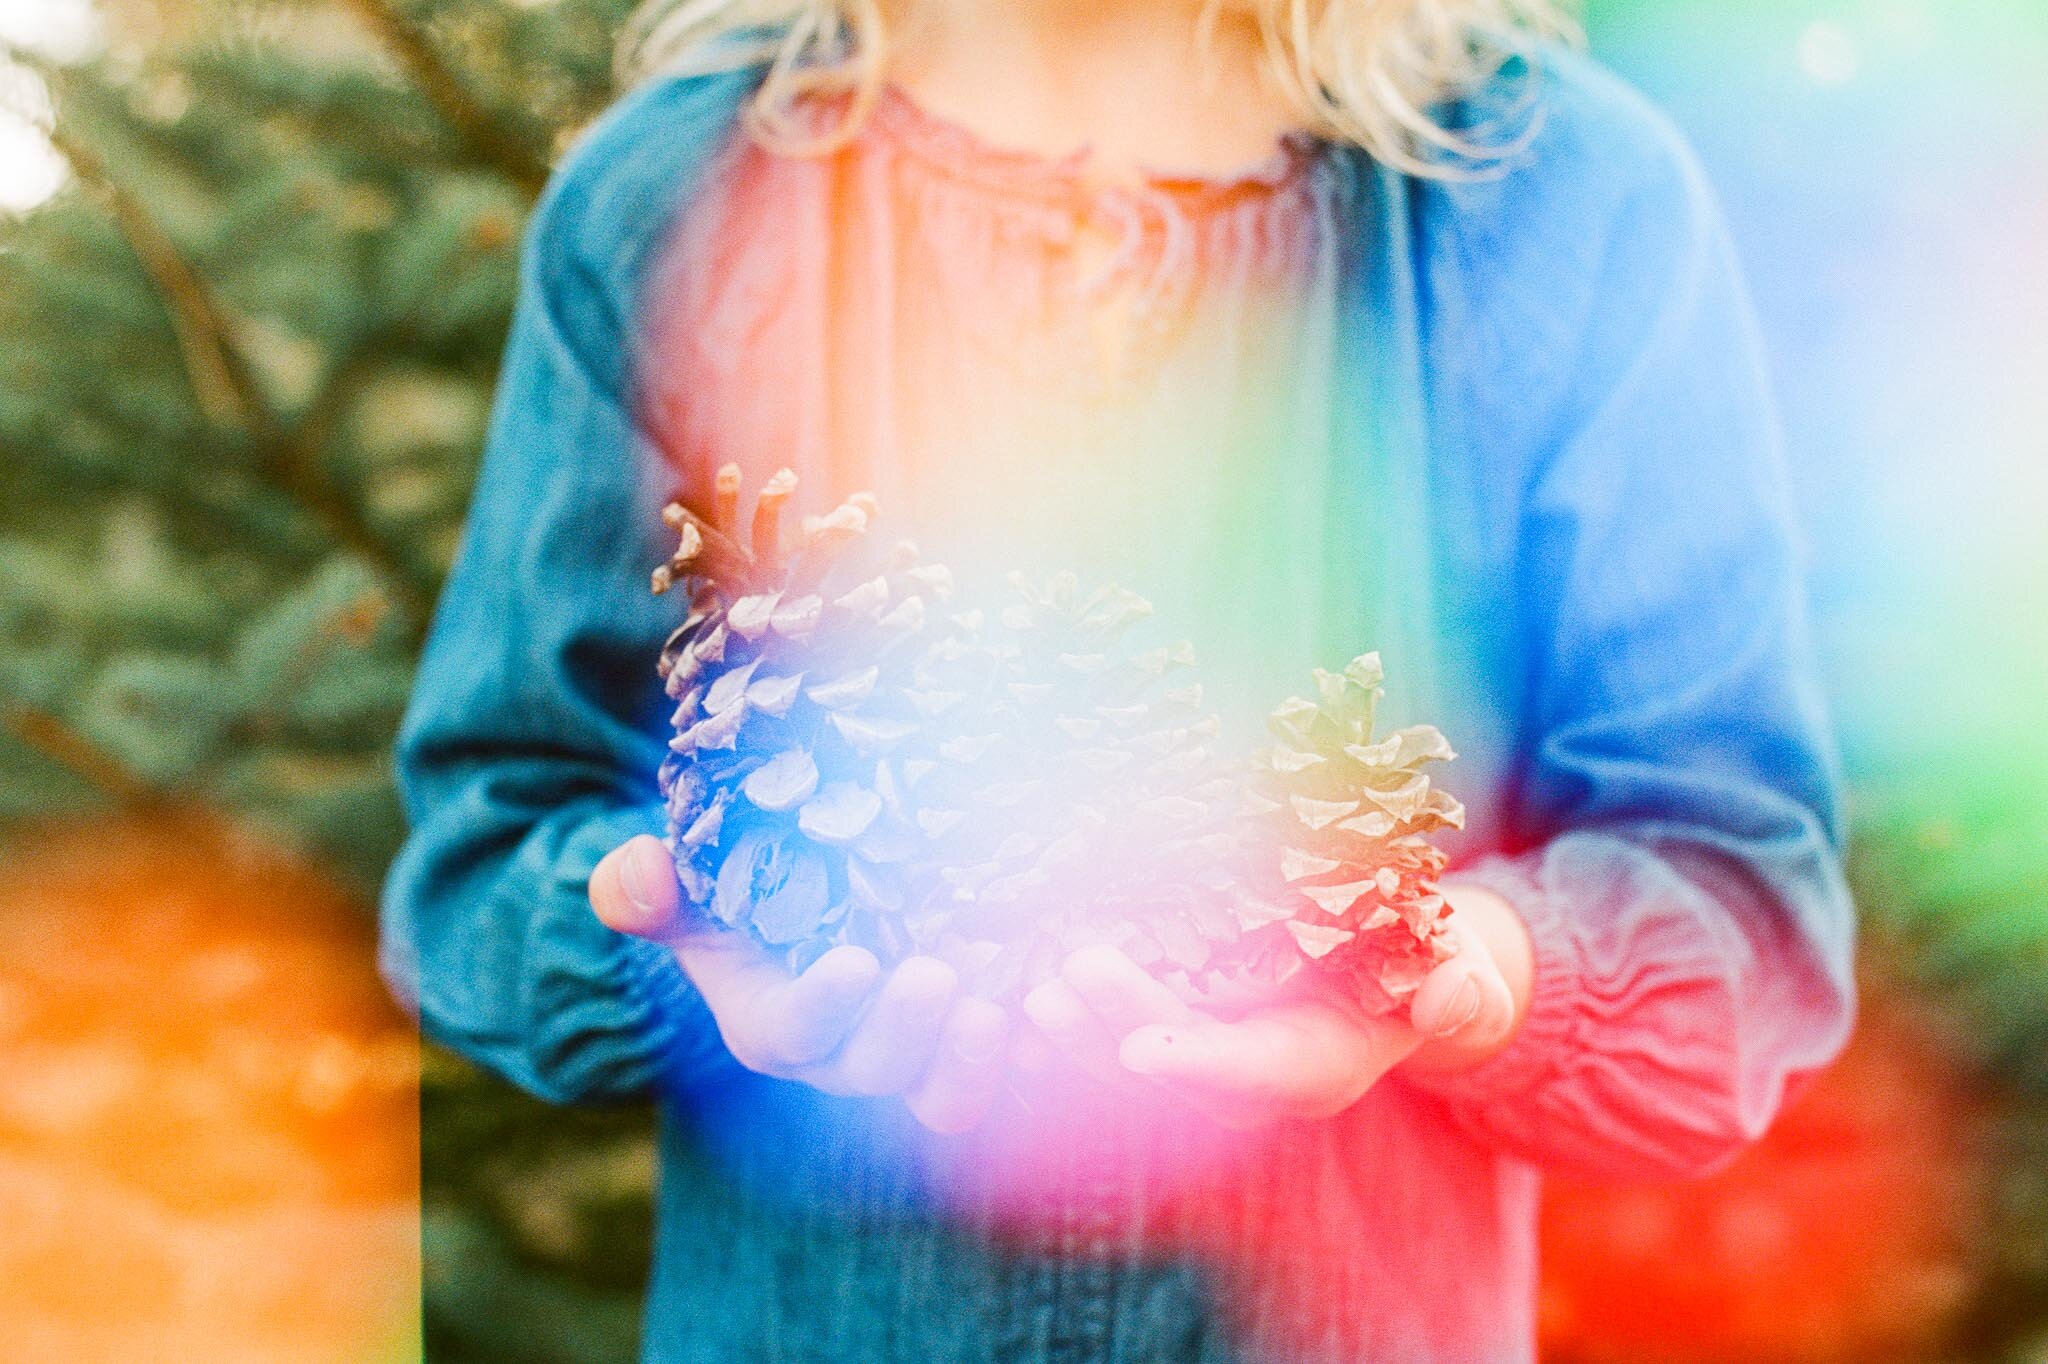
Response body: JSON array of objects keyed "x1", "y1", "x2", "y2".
[{"x1": 381, "y1": 1, "x2": 1856, "y2": 1358}]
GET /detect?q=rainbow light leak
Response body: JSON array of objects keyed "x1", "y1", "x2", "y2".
[
  {"x1": 606, "y1": 4, "x2": 2045, "y2": 1357},
  {"x1": 1585, "y1": 0, "x2": 2048, "y2": 811}
]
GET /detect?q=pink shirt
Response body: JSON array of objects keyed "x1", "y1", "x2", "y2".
[{"x1": 641, "y1": 83, "x2": 1365, "y2": 744}]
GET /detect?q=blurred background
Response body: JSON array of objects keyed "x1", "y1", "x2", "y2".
[{"x1": 0, "y1": 0, "x2": 2041, "y2": 1360}]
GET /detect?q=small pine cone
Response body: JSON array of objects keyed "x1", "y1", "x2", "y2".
[{"x1": 1229, "y1": 652, "x2": 1466, "y2": 1015}]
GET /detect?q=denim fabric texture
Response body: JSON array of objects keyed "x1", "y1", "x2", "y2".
[{"x1": 381, "y1": 44, "x2": 1855, "y2": 1363}]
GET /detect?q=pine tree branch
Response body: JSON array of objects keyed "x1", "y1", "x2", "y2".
[
  {"x1": 2, "y1": 433, "x2": 320, "y2": 568},
  {"x1": 3, "y1": 703, "x2": 162, "y2": 810},
  {"x1": 41, "y1": 122, "x2": 267, "y2": 435},
  {"x1": 337, "y1": 0, "x2": 552, "y2": 195},
  {"x1": 35, "y1": 75, "x2": 435, "y2": 636},
  {"x1": 290, "y1": 346, "x2": 442, "y2": 632}
]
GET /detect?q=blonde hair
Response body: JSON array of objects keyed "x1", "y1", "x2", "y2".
[{"x1": 615, "y1": 0, "x2": 1580, "y2": 176}]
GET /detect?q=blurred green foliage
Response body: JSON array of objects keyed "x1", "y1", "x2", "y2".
[
  {"x1": 1849, "y1": 756, "x2": 2048, "y2": 1362},
  {"x1": 421, "y1": 1047, "x2": 655, "y2": 1361}
]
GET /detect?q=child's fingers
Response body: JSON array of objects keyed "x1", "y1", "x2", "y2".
[
  {"x1": 1009, "y1": 1027, "x2": 1055, "y2": 1072},
  {"x1": 1122, "y1": 1008, "x2": 1413, "y2": 1125},
  {"x1": 1059, "y1": 945, "x2": 1198, "y2": 1037},
  {"x1": 1021, "y1": 977, "x2": 1123, "y2": 1082},
  {"x1": 589, "y1": 835, "x2": 682, "y2": 939},
  {"x1": 749, "y1": 945, "x2": 884, "y2": 1069},
  {"x1": 1118, "y1": 1017, "x2": 1298, "y2": 1099},
  {"x1": 1119, "y1": 1019, "x2": 1297, "y2": 1130},
  {"x1": 670, "y1": 930, "x2": 802, "y2": 1071},
  {"x1": 677, "y1": 938, "x2": 878, "y2": 1074},
  {"x1": 672, "y1": 926, "x2": 786, "y2": 1010},
  {"x1": 905, "y1": 998, "x2": 1009, "y2": 1134},
  {"x1": 831, "y1": 956, "x2": 959, "y2": 1095}
]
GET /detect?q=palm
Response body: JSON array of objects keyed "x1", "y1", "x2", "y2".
[
  {"x1": 1022, "y1": 889, "x2": 1524, "y2": 1129},
  {"x1": 591, "y1": 835, "x2": 1010, "y2": 1133}
]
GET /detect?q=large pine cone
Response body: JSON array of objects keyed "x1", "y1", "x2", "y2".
[{"x1": 652, "y1": 467, "x2": 1459, "y2": 1011}]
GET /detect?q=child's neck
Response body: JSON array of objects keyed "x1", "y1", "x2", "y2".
[{"x1": 885, "y1": 0, "x2": 1302, "y2": 184}]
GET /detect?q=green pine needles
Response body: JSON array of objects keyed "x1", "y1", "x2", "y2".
[{"x1": 0, "y1": 0, "x2": 636, "y2": 879}]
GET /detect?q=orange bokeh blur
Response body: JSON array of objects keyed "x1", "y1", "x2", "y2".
[{"x1": 0, "y1": 811, "x2": 418, "y2": 1362}]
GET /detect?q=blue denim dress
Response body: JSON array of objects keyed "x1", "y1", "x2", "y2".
[{"x1": 381, "y1": 45, "x2": 1855, "y2": 1363}]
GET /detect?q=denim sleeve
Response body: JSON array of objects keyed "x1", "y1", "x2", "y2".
[
  {"x1": 378, "y1": 81, "x2": 745, "y2": 1104},
  {"x1": 1404, "y1": 84, "x2": 1857, "y2": 1179}
]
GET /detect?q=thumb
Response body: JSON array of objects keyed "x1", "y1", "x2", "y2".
[
  {"x1": 1408, "y1": 929, "x2": 1516, "y2": 1050},
  {"x1": 591, "y1": 835, "x2": 683, "y2": 939}
]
